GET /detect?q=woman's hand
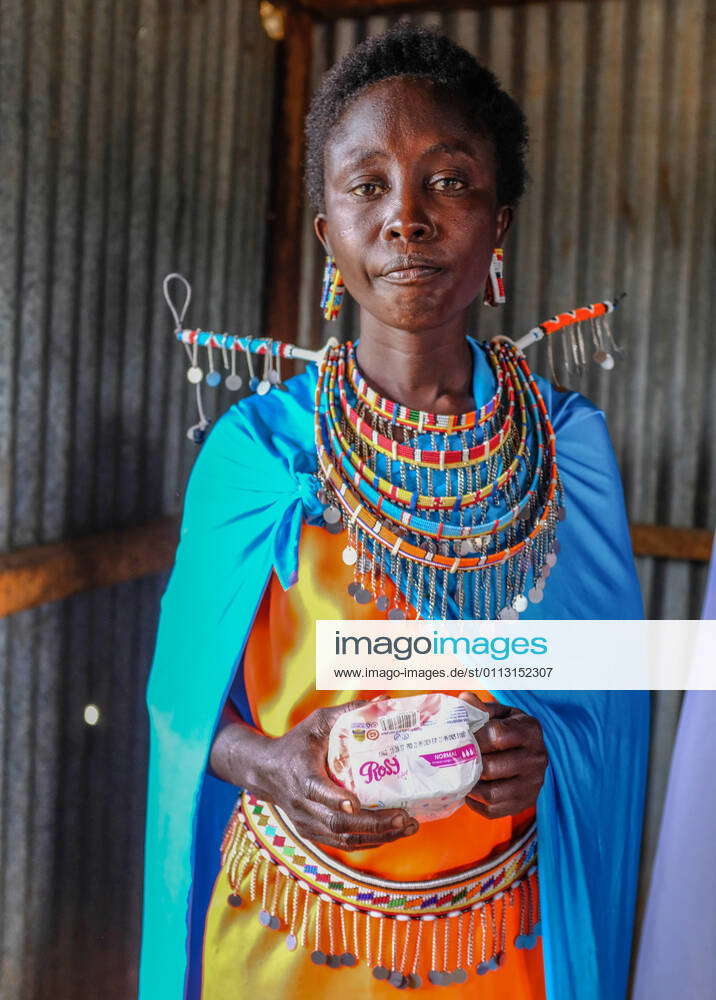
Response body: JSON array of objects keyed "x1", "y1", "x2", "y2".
[
  {"x1": 459, "y1": 692, "x2": 548, "y2": 818},
  {"x1": 246, "y1": 699, "x2": 419, "y2": 851}
]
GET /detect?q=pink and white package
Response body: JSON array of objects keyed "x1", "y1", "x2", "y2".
[{"x1": 327, "y1": 694, "x2": 490, "y2": 823}]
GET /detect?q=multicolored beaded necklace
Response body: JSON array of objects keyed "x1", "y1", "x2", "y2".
[{"x1": 314, "y1": 338, "x2": 562, "y2": 621}]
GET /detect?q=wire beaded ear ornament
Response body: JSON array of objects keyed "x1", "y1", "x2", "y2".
[
  {"x1": 320, "y1": 254, "x2": 345, "y2": 320},
  {"x1": 483, "y1": 248, "x2": 505, "y2": 307},
  {"x1": 162, "y1": 273, "x2": 339, "y2": 444}
]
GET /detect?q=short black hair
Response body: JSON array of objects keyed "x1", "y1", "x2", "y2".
[{"x1": 305, "y1": 22, "x2": 529, "y2": 213}]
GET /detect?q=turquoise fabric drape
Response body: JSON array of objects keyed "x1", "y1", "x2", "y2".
[{"x1": 139, "y1": 338, "x2": 649, "y2": 999}]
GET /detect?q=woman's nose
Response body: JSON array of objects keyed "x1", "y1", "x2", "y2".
[{"x1": 381, "y1": 190, "x2": 436, "y2": 243}]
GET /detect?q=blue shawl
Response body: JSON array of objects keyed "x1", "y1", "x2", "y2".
[{"x1": 139, "y1": 338, "x2": 649, "y2": 999}]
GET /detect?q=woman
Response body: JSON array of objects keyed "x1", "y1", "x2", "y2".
[{"x1": 139, "y1": 24, "x2": 649, "y2": 1000}]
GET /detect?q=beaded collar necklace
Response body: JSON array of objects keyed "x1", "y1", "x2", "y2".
[{"x1": 314, "y1": 338, "x2": 560, "y2": 620}]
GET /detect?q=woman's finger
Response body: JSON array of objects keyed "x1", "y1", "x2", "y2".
[
  {"x1": 464, "y1": 794, "x2": 525, "y2": 820},
  {"x1": 476, "y1": 711, "x2": 540, "y2": 754},
  {"x1": 299, "y1": 797, "x2": 418, "y2": 841},
  {"x1": 301, "y1": 771, "x2": 362, "y2": 815},
  {"x1": 458, "y1": 691, "x2": 512, "y2": 719},
  {"x1": 467, "y1": 775, "x2": 527, "y2": 807},
  {"x1": 301, "y1": 772, "x2": 414, "y2": 832},
  {"x1": 478, "y1": 746, "x2": 536, "y2": 782}
]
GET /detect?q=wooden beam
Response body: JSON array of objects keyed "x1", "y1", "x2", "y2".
[
  {"x1": 263, "y1": 4, "x2": 314, "y2": 356},
  {"x1": 0, "y1": 518, "x2": 180, "y2": 618},
  {"x1": 0, "y1": 519, "x2": 711, "y2": 618},
  {"x1": 630, "y1": 524, "x2": 713, "y2": 565},
  {"x1": 292, "y1": 0, "x2": 587, "y2": 20}
]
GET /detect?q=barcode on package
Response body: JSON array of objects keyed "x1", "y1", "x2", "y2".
[{"x1": 379, "y1": 711, "x2": 419, "y2": 733}]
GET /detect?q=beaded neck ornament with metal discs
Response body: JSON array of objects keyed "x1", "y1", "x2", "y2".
[
  {"x1": 314, "y1": 338, "x2": 564, "y2": 622},
  {"x1": 161, "y1": 274, "x2": 625, "y2": 621}
]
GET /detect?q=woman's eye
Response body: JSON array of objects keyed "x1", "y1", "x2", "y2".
[
  {"x1": 431, "y1": 176, "x2": 467, "y2": 192},
  {"x1": 350, "y1": 182, "x2": 384, "y2": 197}
]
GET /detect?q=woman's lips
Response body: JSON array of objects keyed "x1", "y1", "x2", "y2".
[{"x1": 380, "y1": 266, "x2": 443, "y2": 284}]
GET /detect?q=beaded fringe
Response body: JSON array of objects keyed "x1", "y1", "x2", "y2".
[{"x1": 220, "y1": 810, "x2": 541, "y2": 990}]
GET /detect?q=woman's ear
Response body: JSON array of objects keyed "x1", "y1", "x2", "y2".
[
  {"x1": 314, "y1": 214, "x2": 331, "y2": 254},
  {"x1": 495, "y1": 205, "x2": 514, "y2": 248}
]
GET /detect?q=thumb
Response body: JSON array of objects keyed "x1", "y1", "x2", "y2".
[{"x1": 458, "y1": 691, "x2": 511, "y2": 719}]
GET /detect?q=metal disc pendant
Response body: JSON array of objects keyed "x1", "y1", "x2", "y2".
[
  {"x1": 497, "y1": 606, "x2": 513, "y2": 620},
  {"x1": 286, "y1": 934, "x2": 297, "y2": 951},
  {"x1": 187, "y1": 366, "x2": 203, "y2": 384},
  {"x1": 325, "y1": 520, "x2": 343, "y2": 534},
  {"x1": 389, "y1": 971, "x2": 406, "y2": 987},
  {"x1": 375, "y1": 595, "x2": 390, "y2": 612},
  {"x1": 258, "y1": 909, "x2": 270, "y2": 926},
  {"x1": 514, "y1": 933, "x2": 528, "y2": 949},
  {"x1": 528, "y1": 586, "x2": 544, "y2": 604},
  {"x1": 249, "y1": 375, "x2": 260, "y2": 391},
  {"x1": 355, "y1": 587, "x2": 372, "y2": 605},
  {"x1": 388, "y1": 607, "x2": 406, "y2": 620},
  {"x1": 256, "y1": 379, "x2": 271, "y2": 395},
  {"x1": 513, "y1": 594, "x2": 528, "y2": 613},
  {"x1": 268, "y1": 369, "x2": 281, "y2": 384},
  {"x1": 311, "y1": 949, "x2": 327, "y2": 965},
  {"x1": 486, "y1": 955, "x2": 499, "y2": 970},
  {"x1": 406, "y1": 973, "x2": 422, "y2": 989},
  {"x1": 206, "y1": 370, "x2": 221, "y2": 387},
  {"x1": 428, "y1": 970, "x2": 449, "y2": 985},
  {"x1": 341, "y1": 952, "x2": 357, "y2": 967},
  {"x1": 326, "y1": 954, "x2": 341, "y2": 968},
  {"x1": 226, "y1": 893, "x2": 242, "y2": 907},
  {"x1": 545, "y1": 552, "x2": 557, "y2": 567},
  {"x1": 342, "y1": 545, "x2": 358, "y2": 566},
  {"x1": 323, "y1": 505, "x2": 341, "y2": 524},
  {"x1": 372, "y1": 965, "x2": 390, "y2": 980},
  {"x1": 347, "y1": 582, "x2": 360, "y2": 597},
  {"x1": 268, "y1": 915, "x2": 281, "y2": 930},
  {"x1": 453, "y1": 968, "x2": 468, "y2": 984},
  {"x1": 225, "y1": 373, "x2": 242, "y2": 391},
  {"x1": 476, "y1": 961, "x2": 491, "y2": 975}
]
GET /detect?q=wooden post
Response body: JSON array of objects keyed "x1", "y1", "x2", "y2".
[{"x1": 262, "y1": 3, "x2": 314, "y2": 356}]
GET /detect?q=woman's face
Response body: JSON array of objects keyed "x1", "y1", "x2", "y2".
[{"x1": 314, "y1": 76, "x2": 512, "y2": 334}]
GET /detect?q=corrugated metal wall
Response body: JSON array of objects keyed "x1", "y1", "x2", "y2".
[
  {"x1": 0, "y1": 0, "x2": 276, "y2": 997},
  {"x1": 297, "y1": 0, "x2": 715, "y2": 959},
  {"x1": 1, "y1": 1, "x2": 713, "y2": 997}
]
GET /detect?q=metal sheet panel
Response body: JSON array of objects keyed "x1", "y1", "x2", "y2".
[{"x1": 0, "y1": 1, "x2": 275, "y2": 996}]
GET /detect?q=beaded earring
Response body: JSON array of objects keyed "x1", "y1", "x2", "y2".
[
  {"x1": 483, "y1": 249, "x2": 505, "y2": 307},
  {"x1": 320, "y1": 254, "x2": 345, "y2": 320}
]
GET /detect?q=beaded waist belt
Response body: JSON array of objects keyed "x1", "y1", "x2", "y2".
[{"x1": 220, "y1": 791, "x2": 541, "y2": 989}]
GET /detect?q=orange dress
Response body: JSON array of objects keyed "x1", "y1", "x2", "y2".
[{"x1": 200, "y1": 525, "x2": 545, "y2": 998}]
